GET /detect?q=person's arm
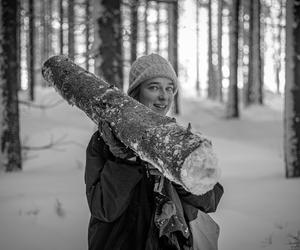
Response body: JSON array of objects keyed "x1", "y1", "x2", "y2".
[
  {"x1": 174, "y1": 182, "x2": 224, "y2": 213},
  {"x1": 85, "y1": 131, "x2": 143, "y2": 222}
]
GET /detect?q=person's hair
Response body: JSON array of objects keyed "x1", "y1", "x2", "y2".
[{"x1": 129, "y1": 86, "x2": 140, "y2": 101}]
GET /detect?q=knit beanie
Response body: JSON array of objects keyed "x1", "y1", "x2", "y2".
[{"x1": 127, "y1": 53, "x2": 178, "y2": 97}]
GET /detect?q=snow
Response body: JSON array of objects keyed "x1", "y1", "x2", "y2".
[{"x1": 0, "y1": 87, "x2": 299, "y2": 250}]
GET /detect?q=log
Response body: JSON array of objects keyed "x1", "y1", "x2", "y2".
[{"x1": 42, "y1": 55, "x2": 220, "y2": 195}]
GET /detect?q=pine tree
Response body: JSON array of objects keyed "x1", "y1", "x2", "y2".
[
  {"x1": 0, "y1": 0, "x2": 22, "y2": 171},
  {"x1": 59, "y1": 0, "x2": 64, "y2": 54},
  {"x1": 217, "y1": 0, "x2": 223, "y2": 101},
  {"x1": 85, "y1": 0, "x2": 91, "y2": 70},
  {"x1": 246, "y1": 0, "x2": 262, "y2": 105},
  {"x1": 284, "y1": 0, "x2": 300, "y2": 177},
  {"x1": 144, "y1": 0, "x2": 149, "y2": 54},
  {"x1": 28, "y1": 0, "x2": 35, "y2": 100},
  {"x1": 195, "y1": 0, "x2": 200, "y2": 95},
  {"x1": 94, "y1": 0, "x2": 123, "y2": 90},
  {"x1": 68, "y1": 0, "x2": 75, "y2": 60},
  {"x1": 130, "y1": 0, "x2": 139, "y2": 63},
  {"x1": 168, "y1": 0, "x2": 179, "y2": 114},
  {"x1": 226, "y1": 0, "x2": 240, "y2": 118}
]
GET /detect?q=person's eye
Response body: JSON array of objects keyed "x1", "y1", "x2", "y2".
[
  {"x1": 149, "y1": 85, "x2": 159, "y2": 91},
  {"x1": 166, "y1": 86, "x2": 174, "y2": 92}
]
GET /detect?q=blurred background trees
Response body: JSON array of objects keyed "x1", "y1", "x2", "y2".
[{"x1": 0, "y1": 0, "x2": 299, "y2": 178}]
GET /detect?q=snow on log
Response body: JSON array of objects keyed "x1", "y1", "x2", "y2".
[{"x1": 42, "y1": 55, "x2": 220, "y2": 195}]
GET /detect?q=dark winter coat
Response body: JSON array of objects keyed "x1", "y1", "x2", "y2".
[{"x1": 85, "y1": 131, "x2": 223, "y2": 250}]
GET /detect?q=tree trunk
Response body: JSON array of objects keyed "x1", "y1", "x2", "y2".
[
  {"x1": 168, "y1": 1, "x2": 179, "y2": 114},
  {"x1": 284, "y1": 0, "x2": 300, "y2": 178},
  {"x1": 242, "y1": 0, "x2": 250, "y2": 106},
  {"x1": 247, "y1": 0, "x2": 262, "y2": 105},
  {"x1": 156, "y1": 2, "x2": 160, "y2": 54},
  {"x1": 28, "y1": 0, "x2": 35, "y2": 100},
  {"x1": 85, "y1": 0, "x2": 90, "y2": 70},
  {"x1": 207, "y1": 0, "x2": 213, "y2": 98},
  {"x1": 217, "y1": 0, "x2": 223, "y2": 102},
  {"x1": 42, "y1": 55, "x2": 220, "y2": 195},
  {"x1": 17, "y1": 0, "x2": 21, "y2": 90},
  {"x1": 47, "y1": 0, "x2": 53, "y2": 57},
  {"x1": 144, "y1": 0, "x2": 149, "y2": 54},
  {"x1": 68, "y1": 0, "x2": 75, "y2": 60},
  {"x1": 226, "y1": 0, "x2": 240, "y2": 118},
  {"x1": 130, "y1": 0, "x2": 139, "y2": 63},
  {"x1": 272, "y1": 0, "x2": 284, "y2": 94},
  {"x1": 0, "y1": 0, "x2": 22, "y2": 171},
  {"x1": 41, "y1": 0, "x2": 47, "y2": 62},
  {"x1": 196, "y1": 0, "x2": 200, "y2": 96},
  {"x1": 94, "y1": 0, "x2": 123, "y2": 90},
  {"x1": 207, "y1": 0, "x2": 218, "y2": 100},
  {"x1": 59, "y1": 0, "x2": 64, "y2": 54}
]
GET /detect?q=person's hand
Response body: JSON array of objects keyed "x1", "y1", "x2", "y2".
[
  {"x1": 147, "y1": 163, "x2": 164, "y2": 177},
  {"x1": 98, "y1": 120, "x2": 135, "y2": 159}
]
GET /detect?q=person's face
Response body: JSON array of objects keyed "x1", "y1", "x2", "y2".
[{"x1": 138, "y1": 77, "x2": 174, "y2": 116}]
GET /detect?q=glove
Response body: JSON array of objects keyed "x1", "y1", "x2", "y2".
[
  {"x1": 98, "y1": 120, "x2": 135, "y2": 159},
  {"x1": 147, "y1": 163, "x2": 164, "y2": 177}
]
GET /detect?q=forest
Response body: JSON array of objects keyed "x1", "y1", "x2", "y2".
[{"x1": 0, "y1": 0, "x2": 299, "y2": 250}]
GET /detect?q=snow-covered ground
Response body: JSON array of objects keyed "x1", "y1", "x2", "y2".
[{"x1": 0, "y1": 87, "x2": 299, "y2": 250}]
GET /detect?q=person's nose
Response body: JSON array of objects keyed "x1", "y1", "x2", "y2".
[{"x1": 158, "y1": 88, "x2": 167, "y2": 100}]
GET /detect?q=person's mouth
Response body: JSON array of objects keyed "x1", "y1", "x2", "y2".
[{"x1": 153, "y1": 104, "x2": 167, "y2": 111}]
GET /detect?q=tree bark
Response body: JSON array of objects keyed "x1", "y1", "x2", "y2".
[
  {"x1": 130, "y1": 0, "x2": 139, "y2": 63},
  {"x1": 94, "y1": 0, "x2": 123, "y2": 90},
  {"x1": 0, "y1": 0, "x2": 22, "y2": 171},
  {"x1": 59, "y1": 0, "x2": 64, "y2": 54},
  {"x1": 168, "y1": 1, "x2": 179, "y2": 114},
  {"x1": 68, "y1": 0, "x2": 75, "y2": 60},
  {"x1": 156, "y1": 2, "x2": 160, "y2": 54},
  {"x1": 284, "y1": 0, "x2": 300, "y2": 177},
  {"x1": 226, "y1": 0, "x2": 240, "y2": 118},
  {"x1": 85, "y1": 0, "x2": 90, "y2": 70},
  {"x1": 28, "y1": 0, "x2": 35, "y2": 100},
  {"x1": 217, "y1": 0, "x2": 223, "y2": 102},
  {"x1": 42, "y1": 55, "x2": 220, "y2": 195},
  {"x1": 144, "y1": 0, "x2": 149, "y2": 54},
  {"x1": 207, "y1": 0, "x2": 218, "y2": 100},
  {"x1": 242, "y1": 0, "x2": 250, "y2": 106},
  {"x1": 247, "y1": 0, "x2": 262, "y2": 105},
  {"x1": 196, "y1": 0, "x2": 200, "y2": 96},
  {"x1": 272, "y1": 0, "x2": 284, "y2": 94}
]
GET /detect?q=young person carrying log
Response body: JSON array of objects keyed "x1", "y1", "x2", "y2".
[{"x1": 85, "y1": 54, "x2": 224, "y2": 250}]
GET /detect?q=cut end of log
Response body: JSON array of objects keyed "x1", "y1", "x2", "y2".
[
  {"x1": 42, "y1": 55, "x2": 72, "y2": 89},
  {"x1": 180, "y1": 142, "x2": 220, "y2": 195}
]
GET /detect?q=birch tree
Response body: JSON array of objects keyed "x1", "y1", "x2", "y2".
[
  {"x1": 0, "y1": 0, "x2": 22, "y2": 171},
  {"x1": 284, "y1": 0, "x2": 300, "y2": 177}
]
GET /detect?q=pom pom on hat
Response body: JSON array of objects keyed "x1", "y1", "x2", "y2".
[{"x1": 127, "y1": 53, "x2": 178, "y2": 97}]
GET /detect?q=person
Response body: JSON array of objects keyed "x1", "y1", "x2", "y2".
[{"x1": 85, "y1": 53, "x2": 224, "y2": 250}]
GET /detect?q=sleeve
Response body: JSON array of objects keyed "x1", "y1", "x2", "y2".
[
  {"x1": 174, "y1": 182, "x2": 224, "y2": 213},
  {"x1": 85, "y1": 131, "x2": 143, "y2": 222}
]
